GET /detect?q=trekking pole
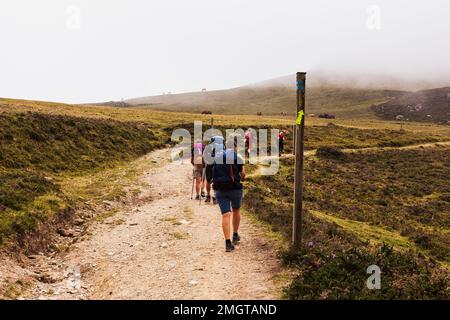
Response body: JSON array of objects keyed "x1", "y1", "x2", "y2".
[
  {"x1": 191, "y1": 168, "x2": 195, "y2": 200},
  {"x1": 199, "y1": 167, "x2": 206, "y2": 205}
]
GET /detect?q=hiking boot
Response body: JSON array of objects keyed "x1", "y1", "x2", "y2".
[
  {"x1": 195, "y1": 194, "x2": 200, "y2": 200},
  {"x1": 225, "y1": 241, "x2": 235, "y2": 252},
  {"x1": 201, "y1": 191, "x2": 206, "y2": 198},
  {"x1": 205, "y1": 194, "x2": 211, "y2": 203},
  {"x1": 232, "y1": 233, "x2": 241, "y2": 245}
]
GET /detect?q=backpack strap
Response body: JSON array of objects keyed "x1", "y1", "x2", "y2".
[
  {"x1": 229, "y1": 152, "x2": 239, "y2": 183},
  {"x1": 229, "y1": 164, "x2": 235, "y2": 183}
]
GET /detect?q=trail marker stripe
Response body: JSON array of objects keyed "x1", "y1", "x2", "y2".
[{"x1": 296, "y1": 110, "x2": 304, "y2": 125}]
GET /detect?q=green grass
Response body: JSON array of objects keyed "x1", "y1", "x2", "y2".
[
  {"x1": 0, "y1": 169, "x2": 59, "y2": 211},
  {"x1": 0, "y1": 112, "x2": 162, "y2": 173},
  {"x1": 310, "y1": 210, "x2": 412, "y2": 250},
  {"x1": 303, "y1": 148, "x2": 450, "y2": 262},
  {"x1": 310, "y1": 210, "x2": 450, "y2": 270}
]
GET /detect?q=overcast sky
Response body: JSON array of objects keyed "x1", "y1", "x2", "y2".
[{"x1": 1, "y1": 0, "x2": 449, "y2": 103}]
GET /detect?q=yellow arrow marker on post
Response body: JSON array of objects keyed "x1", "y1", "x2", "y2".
[{"x1": 296, "y1": 110, "x2": 304, "y2": 125}]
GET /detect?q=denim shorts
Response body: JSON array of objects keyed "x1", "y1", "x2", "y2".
[{"x1": 214, "y1": 188, "x2": 243, "y2": 214}]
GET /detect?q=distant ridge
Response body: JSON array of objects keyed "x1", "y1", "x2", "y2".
[{"x1": 122, "y1": 71, "x2": 449, "y2": 120}]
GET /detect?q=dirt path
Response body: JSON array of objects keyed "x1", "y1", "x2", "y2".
[
  {"x1": 20, "y1": 149, "x2": 282, "y2": 300},
  {"x1": 281, "y1": 140, "x2": 450, "y2": 159},
  {"x1": 341, "y1": 140, "x2": 450, "y2": 153},
  {"x1": 247, "y1": 140, "x2": 450, "y2": 179}
]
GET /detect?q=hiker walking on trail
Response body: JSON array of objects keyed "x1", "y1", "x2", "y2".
[
  {"x1": 204, "y1": 136, "x2": 223, "y2": 204},
  {"x1": 245, "y1": 129, "x2": 252, "y2": 155},
  {"x1": 191, "y1": 140, "x2": 205, "y2": 200},
  {"x1": 278, "y1": 130, "x2": 286, "y2": 154},
  {"x1": 212, "y1": 137, "x2": 245, "y2": 252},
  {"x1": 204, "y1": 164, "x2": 215, "y2": 203},
  {"x1": 205, "y1": 164, "x2": 216, "y2": 204}
]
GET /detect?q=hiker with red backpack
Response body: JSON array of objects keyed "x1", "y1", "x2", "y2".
[
  {"x1": 278, "y1": 130, "x2": 286, "y2": 154},
  {"x1": 191, "y1": 140, "x2": 206, "y2": 200},
  {"x1": 244, "y1": 129, "x2": 253, "y2": 156},
  {"x1": 211, "y1": 136, "x2": 246, "y2": 252}
]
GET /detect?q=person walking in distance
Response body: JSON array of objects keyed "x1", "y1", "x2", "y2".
[
  {"x1": 244, "y1": 129, "x2": 252, "y2": 156},
  {"x1": 212, "y1": 137, "x2": 245, "y2": 252},
  {"x1": 191, "y1": 140, "x2": 205, "y2": 200},
  {"x1": 278, "y1": 130, "x2": 286, "y2": 154}
]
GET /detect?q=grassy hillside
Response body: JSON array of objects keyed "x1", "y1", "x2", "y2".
[
  {"x1": 0, "y1": 109, "x2": 167, "y2": 246},
  {"x1": 0, "y1": 98, "x2": 291, "y2": 127},
  {"x1": 240, "y1": 121, "x2": 449, "y2": 298},
  {"x1": 126, "y1": 86, "x2": 403, "y2": 118},
  {"x1": 372, "y1": 87, "x2": 450, "y2": 124},
  {"x1": 245, "y1": 146, "x2": 450, "y2": 299}
]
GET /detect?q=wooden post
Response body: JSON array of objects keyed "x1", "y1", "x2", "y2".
[
  {"x1": 292, "y1": 124, "x2": 296, "y2": 155},
  {"x1": 293, "y1": 72, "x2": 306, "y2": 246},
  {"x1": 211, "y1": 117, "x2": 214, "y2": 128}
]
